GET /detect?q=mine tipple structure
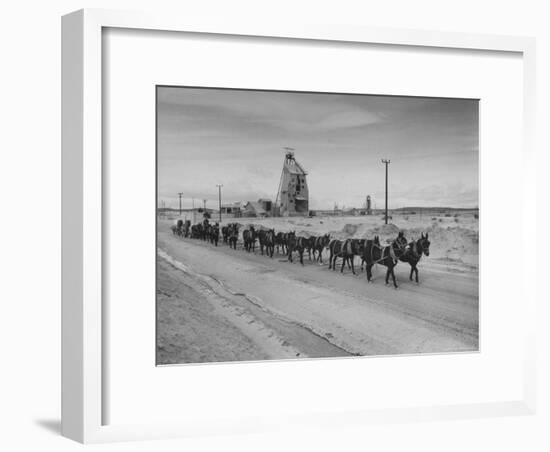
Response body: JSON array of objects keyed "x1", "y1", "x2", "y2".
[{"x1": 276, "y1": 151, "x2": 309, "y2": 216}]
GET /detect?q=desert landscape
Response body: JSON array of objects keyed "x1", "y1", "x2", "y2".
[{"x1": 156, "y1": 210, "x2": 479, "y2": 364}]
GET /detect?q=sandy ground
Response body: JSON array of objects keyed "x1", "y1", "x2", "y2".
[{"x1": 157, "y1": 214, "x2": 478, "y2": 364}]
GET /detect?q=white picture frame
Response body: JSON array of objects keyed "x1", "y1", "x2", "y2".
[{"x1": 62, "y1": 8, "x2": 537, "y2": 443}]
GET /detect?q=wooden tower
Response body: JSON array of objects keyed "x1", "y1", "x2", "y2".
[{"x1": 275, "y1": 149, "x2": 309, "y2": 216}]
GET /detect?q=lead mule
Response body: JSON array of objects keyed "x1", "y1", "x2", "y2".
[{"x1": 399, "y1": 233, "x2": 431, "y2": 283}]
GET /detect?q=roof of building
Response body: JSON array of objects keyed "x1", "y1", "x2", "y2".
[
  {"x1": 244, "y1": 201, "x2": 267, "y2": 215},
  {"x1": 284, "y1": 160, "x2": 307, "y2": 175},
  {"x1": 221, "y1": 201, "x2": 245, "y2": 209}
]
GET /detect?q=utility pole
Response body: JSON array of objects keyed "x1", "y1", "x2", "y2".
[
  {"x1": 177, "y1": 192, "x2": 184, "y2": 216},
  {"x1": 216, "y1": 184, "x2": 223, "y2": 223},
  {"x1": 192, "y1": 198, "x2": 195, "y2": 223},
  {"x1": 381, "y1": 159, "x2": 391, "y2": 224}
]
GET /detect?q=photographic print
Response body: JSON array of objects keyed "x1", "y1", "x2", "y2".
[{"x1": 156, "y1": 86, "x2": 479, "y2": 365}]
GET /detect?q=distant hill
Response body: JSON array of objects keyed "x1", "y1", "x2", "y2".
[
  {"x1": 157, "y1": 207, "x2": 216, "y2": 213},
  {"x1": 393, "y1": 206, "x2": 478, "y2": 212}
]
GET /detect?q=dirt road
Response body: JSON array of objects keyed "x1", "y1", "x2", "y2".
[{"x1": 157, "y1": 222, "x2": 478, "y2": 364}]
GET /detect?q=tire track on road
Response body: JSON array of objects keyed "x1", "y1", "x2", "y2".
[{"x1": 158, "y1": 248, "x2": 352, "y2": 360}]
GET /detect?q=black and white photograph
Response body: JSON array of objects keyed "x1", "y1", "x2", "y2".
[{"x1": 156, "y1": 86, "x2": 479, "y2": 365}]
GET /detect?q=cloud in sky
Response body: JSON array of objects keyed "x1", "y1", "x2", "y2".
[{"x1": 157, "y1": 87, "x2": 478, "y2": 210}]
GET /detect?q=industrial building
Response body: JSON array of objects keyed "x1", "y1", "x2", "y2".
[{"x1": 275, "y1": 151, "x2": 309, "y2": 216}]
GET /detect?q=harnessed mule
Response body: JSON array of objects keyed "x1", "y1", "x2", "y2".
[
  {"x1": 287, "y1": 234, "x2": 307, "y2": 265},
  {"x1": 203, "y1": 219, "x2": 211, "y2": 241},
  {"x1": 399, "y1": 233, "x2": 430, "y2": 283},
  {"x1": 328, "y1": 239, "x2": 342, "y2": 270},
  {"x1": 221, "y1": 225, "x2": 229, "y2": 243},
  {"x1": 362, "y1": 235, "x2": 406, "y2": 288},
  {"x1": 361, "y1": 231, "x2": 407, "y2": 271},
  {"x1": 274, "y1": 232, "x2": 286, "y2": 255},
  {"x1": 264, "y1": 229, "x2": 275, "y2": 258},
  {"x1": 258, "y1": 228, "x2": 275, "y2": 257},
  {"x1": 286, "y1": 232, "x2": 307, "y2": 264},
  {"x1": 176, "y1": 219, "x2": 185, "y2": 237},
  {"x1": 313, "y1": 234, "x2": 331, "y2": 264},
  {"x1": 346, "y1": 239, "x2": 365, "y2": 272},
  {"x1": 329, "y1": 239, "x2": 363, "y2": 274},
  {"x1": 228, "y1": 223, "x2": 239, "y2": 250},
  {"x1": 191, "y1": 223, "x2": 202, "y2": 239},
  {"x1": 209, "y1": 223, "x2": 220, "y2": 246},
  {"x1": 243, "y1": 226, "x2": 257, "y2": 252},
  {"x1": 183, "y1": 220, "x2": 191, "y2": 238},
  {"x1": 304, "y1": 236, "x2": 317, "y2": 261}
]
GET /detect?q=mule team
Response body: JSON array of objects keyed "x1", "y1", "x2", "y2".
[{"x1": 171, "y1": 218, "x2": 431, "y2": 288}]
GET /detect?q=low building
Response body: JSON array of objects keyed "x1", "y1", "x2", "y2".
[
  {"x1": 242, "y1": 201, "x2": 266, "y2": 217},
  {"x1": 257, "y1": 198, "x2": 273, "y2": 213},
  {"x1": 220, "y1": 202, "x2": 243, "y2": 216},
  {"x1": 241, "y1": 198, "x2": 274, "y2": 217},
  {"x1": 343, "y1": 207, "x2": 360, "y2": 216}
]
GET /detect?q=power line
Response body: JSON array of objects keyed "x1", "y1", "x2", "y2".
[
  {"x1": 216, "y1": 184, "x2": 223, "y2": 223},
  {"x1": 381, "y1": 159, "x2": 391, "y2": 224},
  {"x1": 177, "y1": 192, "x2": 184, "y2": 216}
]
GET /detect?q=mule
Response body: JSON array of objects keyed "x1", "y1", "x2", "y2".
[
  {"x1": 209, "y1": 223, "x2": 220, "y2": 246},
  {"x1": 191, "y1": 223, "x2": 202, "y2": 239},
  {"x1": 258, "y1": 229, "x2": 267, "y2": 255},
  {"x1": 274, "y1": 232, "x2": 286, "y2": 255},
  {"x1": 258, "y1": 228, "x2": 275, "y2": 257},
  {"x1": 304, "y1": 236, "x2": 317, "y2": 261},
  {"x1": 312, "y1": 234, "x2": 331, "y2": 264},
  {"x1": 176, "y1": 219, "x2": 185, "y2": 237},
  {"x1": 198, "y1": 218, "x2": 209, "y2": 241},
  {"x1": 329, "y1": 238, "x2": 363, "y2": 274},
  {"x1": 183, "y1": 220, "x2": 191, "y2": 238},
  {"x1": 344, "y1": 239, "x2": 365, "y2": 273},
  {"x1": 228, "y1": 223, "x2": 239, "y2": 250},
  {"x1": 399, "y1": 233, "x2": 431, "y2": 283},
  {"x1": 221, "y1": 225, "x2": 229, "y2": 243},
  {"x1": 328, "y1": 239, "x2": 343, "y2": 270},
  {"x1": 282, "y1": 232, "x2": 295, "y2": 256},
  {"x1": 287, "y1": 232, "x2": 307, "y2": 265},
  {"x1": 362, "y1": 235, "x2": 405, "y2": 288},
  {"x1": 243, "y1": 226, "x2": 257, "y2": 252},
  {"x1": 361, "y1": 231, "x2": 407, "y2": 271}
]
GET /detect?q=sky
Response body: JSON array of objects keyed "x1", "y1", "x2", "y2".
[{"x1": 157, "y1": 86, "x2": 479, "y2": 210}]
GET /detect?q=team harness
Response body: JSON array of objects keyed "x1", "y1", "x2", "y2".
[
  {"x1": 370, "y1": 239, "x2": 407, "y2": 265},
  {"x1": 331, "y1": 239, "x2": 355, "y2": 258}
]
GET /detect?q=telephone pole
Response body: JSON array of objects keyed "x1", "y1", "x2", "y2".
[
  {"x1": 381, "y1": 159, "x2": 391, "y2": 224},
  {"x1": 177, "y1": 192, "x2": 184, "y2": 216},
  {"x1": 216, "y1": 184, "x2": 223, "y2": 223}
]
